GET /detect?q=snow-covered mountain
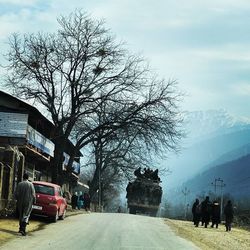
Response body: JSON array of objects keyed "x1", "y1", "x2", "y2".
[
  {"x1": 183, "y1": 109, "x2": 250, "y2": 144},
  {"x1": 162, "y1": 109, "x2": 250, "y2": 189}
]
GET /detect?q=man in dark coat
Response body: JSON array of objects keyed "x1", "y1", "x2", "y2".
[
  {"x1": 71, "y1": 192, "x2": 78, "y2": 209},
  {"x1": 224, "y1": 200, "x2": 234, "y2": 231},
  {"x1": 83, "y1": 192, "x2": 91, "y2": 211},
  {"x1": 192, "y1": 199, "x2": 201, "y2": 227},
  {"x1": 15, "y1": 172, "x2": 36, "y2": 236},
  {"x1": 211, "y1": 200, "x2": 221, "y2": 228},
  {"x1": 201, "y1": 196, "x2": 211, "y2": 228}
]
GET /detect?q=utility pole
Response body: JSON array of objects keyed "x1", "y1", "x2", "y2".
[
  {"x1": 182, "y1": 187, "x2": 190, "y2": 220},
  {"x1": 211, "y1": 179, "x2": 218, "y2": 196},
  {"x1": 217, "y1": 178, "x2": 226, "y2": 218},
  {"x1": 211, "y1": 178, "x2": 226, "y2": 217}
]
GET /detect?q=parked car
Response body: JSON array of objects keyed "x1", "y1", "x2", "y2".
[{"x1": 32, "y1": 181, "x2": 67, "y2": 222}]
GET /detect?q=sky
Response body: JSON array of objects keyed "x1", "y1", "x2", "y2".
[
  {"x1": 2, "y1": 1, "x2": 250, "y2": 193},
  {"x1": 1, "y1": 0, "x2": 250, "y2": 118}
]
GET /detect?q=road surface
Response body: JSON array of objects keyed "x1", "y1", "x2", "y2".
[{"x1": 0, "y1": 213, "x2": 199, "y2": 250}]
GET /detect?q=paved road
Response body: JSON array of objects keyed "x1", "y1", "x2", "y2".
[{"x1": 0, "y1": 213, "x2": 199, "y2": 250}]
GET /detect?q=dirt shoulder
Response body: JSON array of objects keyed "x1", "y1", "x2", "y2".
[
  {"x1": 165, "y1": 219, "x2": 250, "y2": 250},
  {"x1": 0, "y1": 209, "x2": 87, "y2": 247},
  {"x1": 0, "y1": 218, "x2": 43, "y2": 246}
]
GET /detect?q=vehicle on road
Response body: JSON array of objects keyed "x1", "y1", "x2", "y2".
[
  {"x1": 126, "y1": 168, "x2": 162, "y2": 216},
  {"x1": 32, "y1": 181, "x2": 67, "y2": 222}
]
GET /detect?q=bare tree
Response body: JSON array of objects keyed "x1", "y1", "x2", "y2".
[
  {"x1": 4, "y1": 10, "x2": 183, "y2": 185},
  {"x1": 77, "y1": 78, "x2": 183, "y2": 199}
]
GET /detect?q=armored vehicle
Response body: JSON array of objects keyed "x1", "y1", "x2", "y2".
[{"x1": 126, "y1": 167, "x2": 162, "y2": 216}]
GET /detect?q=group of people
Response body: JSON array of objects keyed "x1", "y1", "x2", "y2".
[
  {"x1": 134, "y1": 167, "x2": 161, "y2": 181},
  {"x1": 192, "y1": 196, "x2": 234, "y2": 232},
  {"x1": 71, "y1": 191, "x2": 91, "y2": 211}
]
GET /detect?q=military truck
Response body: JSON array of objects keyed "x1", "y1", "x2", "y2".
[{"x1": 126, "y1": 167, "x2": 162, "y2": 216}]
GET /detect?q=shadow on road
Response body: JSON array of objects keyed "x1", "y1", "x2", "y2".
[{"x1": 0, "y1": 228, "x2": 17, "y2": 236}]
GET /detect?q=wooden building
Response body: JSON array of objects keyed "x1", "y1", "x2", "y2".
[{"x1": 0, "y1": 91, "x2": 81, "y2": 211}]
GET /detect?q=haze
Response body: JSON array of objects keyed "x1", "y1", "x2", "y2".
[{"x1": 1, "y1": 0, "x2": 250, "y2": 189}]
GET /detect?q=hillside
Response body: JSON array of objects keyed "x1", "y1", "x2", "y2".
[
  {"x1": 183, "y1": 154, "x2": 250, "y2": 199},
  {"x1": 163, "y1": 110, "x2": 250, "y2": 190},
  {"x1": 165, "y1": 128, "x2": 250, "y2": 187},
  {"x1": 201, "y1": 142, "x2": 250, "y2": 172},
  {"x1": 164, "y1": 110, "x2": 250, "y2": 206}
]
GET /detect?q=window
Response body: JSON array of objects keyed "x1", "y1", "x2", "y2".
[{"x1": 34, "y1": 184, "x2": 54, "y2": 196}]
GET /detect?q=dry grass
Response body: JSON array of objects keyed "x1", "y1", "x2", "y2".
[
  {"x1": 0, "y1": 218, "x2": 44, "y2": 246},
  {"x1": 165, "y1": 219, "x2": 250, "y2": 250},
  {"x1": 0, "y1": 209, "x2": 87, "y2": 246}
]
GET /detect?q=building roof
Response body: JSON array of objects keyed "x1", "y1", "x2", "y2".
[
  {"x1": 0, "y1": 90, "x2": 54, "y2": 136},
  {"x1": 0, "y1": 90, "x2": 82, "y2": 157}
]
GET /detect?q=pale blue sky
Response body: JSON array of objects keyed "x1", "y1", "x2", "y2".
[{"x1": 1, "y1": 0, "x2": 250, "y2": 117}]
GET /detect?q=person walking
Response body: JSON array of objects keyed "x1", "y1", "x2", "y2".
[
  {"x1": 211, "y1": 200, "x2": 221, "y2": 228},
  {"x1": 83, "y1": 192, "x2": 91, "y2": 211},
  {"x1": 201, "y1": 196, "x2": 211, "y2": 228},
  {"x1": 224, "y1": 200, "x2": 234, "y2": 232},
  {"x1": 77, "y1": 191, "x2": 84, "y2": 209},
  {"x1": 71, "y1": 192, "x2": 78, "y2": 209},
  {"x1": 15, "y1": 172, "x2": 36, "y2": 236},
  {"x1": 192, "y1": 199, "x2": 201, "y2": 227}
]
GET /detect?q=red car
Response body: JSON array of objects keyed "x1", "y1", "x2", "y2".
[{"x1": 32, "y1": 181, "x2": 67, "y2": 222}]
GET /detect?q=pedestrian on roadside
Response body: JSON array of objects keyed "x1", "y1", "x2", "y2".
[
  {"x1": 77, "y1": 191, "x2": 84, "y2": 209},
  {"x1": 71, "y1": 192, "x2": 78, "y2": 209},
  {"x1": 211, "y1": 200, "x2": 220, "y2": 228},
  {"x1": 83, "y1": 192, "x2": 91, "y2": 211},
  {"x1": 192, "y1": 198, "x2": 201, "y2": 227},
  {"x1": 224, "y1": 200, "x2": 234, "y2": 232},
  {"x1": 15, "y1": 172, "x2": 36, "y2": 236},
  {"x1": 201, "y1": 196, "x2": 211, "y2": 228}
]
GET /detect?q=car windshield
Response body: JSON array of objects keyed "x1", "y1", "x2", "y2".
[{"x1": 34, "y1": 184, "x2": 55, "y2": 196}]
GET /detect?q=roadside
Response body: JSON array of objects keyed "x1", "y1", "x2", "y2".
[
  {"x1": 0, "y1": 209, "x2": 88, "y2": 247},
  {"x1": 165, "y1": 219, "x2": 250, "y2": 250}
]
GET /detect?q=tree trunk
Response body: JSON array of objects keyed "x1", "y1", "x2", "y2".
[
  {"x1": 89, "y1": 169, "x2": 99, "y2": 198},
  {"x1": 51, "y1": 136, "x2": 66, "y2": 185}
]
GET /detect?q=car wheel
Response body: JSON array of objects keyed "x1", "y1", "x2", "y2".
[
  {"x1": 52, "y1": 210, "x2": 59, "y2": 223},
  {"x1": 59, "y1": 209, "x2": 66, "y2": 220}
]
